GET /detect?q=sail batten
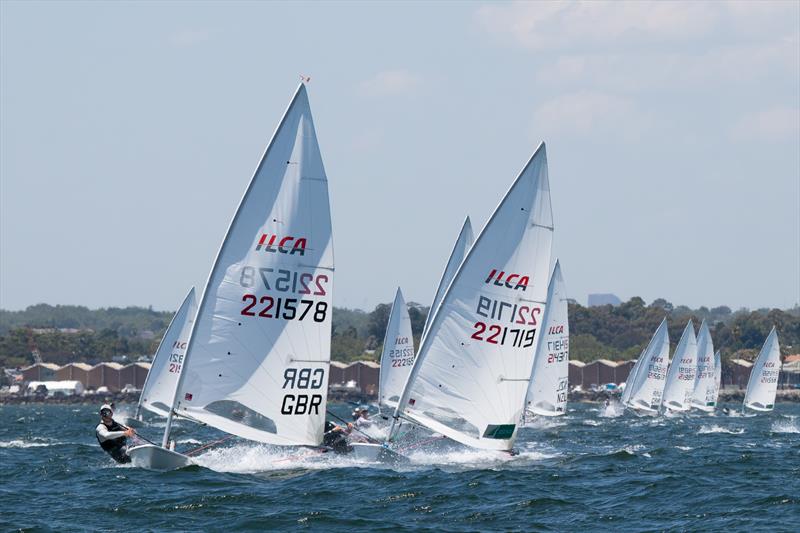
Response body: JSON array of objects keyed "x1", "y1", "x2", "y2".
[
  {"x1": 393, "y1": 143, "x2": 553, "y2": 451},
  {"x1": 174, "y1": 84, "x2": 333, "y2": 446}
]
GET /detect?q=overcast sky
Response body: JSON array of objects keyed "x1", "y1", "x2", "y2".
[{"x1": 1, "y1": 1, "x2": 798, "y2": 313}]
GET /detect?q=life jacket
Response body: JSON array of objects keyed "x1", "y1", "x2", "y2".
[{"x1": 96, "y1": 420, "x2": 129, "y2": 462}]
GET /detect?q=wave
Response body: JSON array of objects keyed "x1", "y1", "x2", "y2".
[
  {"x1": 771, "y1": 419, "x2": 800, "y2": 434},
  {"x1": 698, "y1": 425, "x2": 745, "y2": 435},
  {"x1": 599, "y1": 402, "x2": 624, "y2": 418}
]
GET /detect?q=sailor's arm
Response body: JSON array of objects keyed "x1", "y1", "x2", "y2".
[{"x1": 95, "y1": 423, "x2": 131, "y2": 441}]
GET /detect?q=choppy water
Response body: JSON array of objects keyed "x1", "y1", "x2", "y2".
[{"x1": 1, "y1": 402, "x2": 798, "y2": 531}]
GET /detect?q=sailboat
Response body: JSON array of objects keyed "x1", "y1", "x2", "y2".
[
  {"x1": 690, "y1": 320, "x2": 717, "y2": 412},
  {"x1": 620, "y1": 348, "x2": 645, "y2": 406},
  {"x1": 713, "y1": 350, "x2": 721, "y2": 404},
  {"x1": 661, "y1": 320, "x2": 697, "y2": 413},
  {"x1": 378, "y1": 217, "x2": 473, "y2": 413},
  {"x1": 743, "y1": 327, "x2": 781, "y2": 413},
  {"x1": 128, "y1": 83, "x2": 335, "y2": 470},
  {"x1": 135, "y1": 288, "x2": 197, "y2": 420},
  {"x1": 378, "y1": 288, "x2": 415, "y2": 411},
  {"x1": 387, "y1": 142, "x2": 553, "y2": 452},
  {"x1": 421, "y1": 216, "x2": 474, "y2": 338},
  {"x1": 623, "y1": 318, "x2": 670, "y2": 415},
  {"x1": 522, "y1": 260, "x2": 568, "y2": 419}
]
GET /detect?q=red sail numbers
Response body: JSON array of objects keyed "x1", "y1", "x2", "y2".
[
  {"x1": 255, "y1": 233, "x2": 307, "y2": 255},
  {"x1": 485, "y1": 269, "x2": 530, "y2": 291}
]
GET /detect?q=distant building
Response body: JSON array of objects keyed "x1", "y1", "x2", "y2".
[
  {"x1": 88, "y1": 362, "x2": 123, "y2": 392},
  {"x1": 21, "y1": 363, "x2": 60, "y2": 382},
  {"x1": 120, "y1": 362, "x2": 151, "y2": 390},
  {"x1": 56, "y1": 363, "x2": 92, "y2": 383},
  {"x1": 614, "y1": 360, "x2": 636, "y2": 384},
  {"x1": 27, "y1": 380, "x2": 84, "y2": 397},
  {"x1": 568, "y1": 361, "x2": 585, "y2": 388},
  {"x1": 329, "y1": 361, "x2": 347, "y2": 385},
  {"x1": 582, "y1": 359, "x2": 618, "y2": 388},
  {"x1": 587, "y1": 293, "x2": 622, "y2": 307},
  {"x1": 343, "y1": 361, "x2": 380, "y2": 395}
]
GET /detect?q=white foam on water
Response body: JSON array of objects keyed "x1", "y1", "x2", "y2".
[
  {"x1": 522, "y1": 417, "x2": 568, "y2": 430},
  {"x1": 698, "y1": 425, "x2": 745, "y2": 435},
  {"x1": 599, "y1": 401, "x2": 624, "y2": 418},
  {"x1": 582, "y1": 419, "x2": 601, "y2": 427},
  {"x1": 177, "y1": 438, "x2": 202, "y2": 445},
  {"x1": 0, "y1": 439, "x2": 57, "y2": 448},
  {"x1": 193, "y1": 443, "x2": 351, "y2": 474},
  {"x1": 675, "y1": 445, "x2": 693, "y2": 451},
  {"x1": 771, "y1": 419, "x2": 800, "y2": 434}
]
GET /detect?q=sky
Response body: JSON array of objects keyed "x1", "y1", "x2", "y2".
[{"x1": 1, "y1": 1, "x2": 798, "y2": 313}]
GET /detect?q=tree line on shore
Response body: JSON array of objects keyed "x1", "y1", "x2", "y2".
[{"x1": 1, "y1": 299, "x2": 798, "y2": 369}]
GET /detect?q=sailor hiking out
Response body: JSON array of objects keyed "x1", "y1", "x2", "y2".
[{"x1": 95, "y1": 404, "x2": 133, "y2": 463}]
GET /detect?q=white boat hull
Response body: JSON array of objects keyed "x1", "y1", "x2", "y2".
[
  {"x1": 349, "y1": 443, "x2": 407, "y2": 464},
  {"x1": 128, "y1": 444, "x2": 194, "y2": 471}
]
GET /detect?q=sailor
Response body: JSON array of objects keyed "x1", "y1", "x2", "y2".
[
  {"x1": 95, "y1": 404, "x2": 134, "y2": 463},
  {"x1": 352, "y1": 407, "x2": 374, "y2": 429},
  {"x1": 322, "y1": 420, "x2": 353, "y2": 454}
]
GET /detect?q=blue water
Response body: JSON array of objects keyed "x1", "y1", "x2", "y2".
[{"x1": 1, "y1": 402, "x2": 798, "y2": 531}]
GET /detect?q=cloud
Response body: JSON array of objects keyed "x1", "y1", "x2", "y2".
[
  {"x1": 532, "y1": 90, "x2": 649, "y2": 139},
  {"x1": 730, "y1": 107, "x2": 800, "y2": 142},
  {"x1": 535, "y1": 33, "x2": 799, "y2": 93},
  {"x1": 358, "y1": 69, "x2": 422, "y2": 97},
  {"x1": 474, "y1": 1, "x2": 797, "y2": 51}
]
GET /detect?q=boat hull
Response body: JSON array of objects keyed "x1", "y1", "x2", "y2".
[
  {"x1": 350, "y1": 443, "x2": 407, "y2": 464},
  {"x1": 128, "y1": 444, "x2": 194, "y2": 471}
]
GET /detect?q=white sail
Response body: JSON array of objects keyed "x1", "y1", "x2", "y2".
[
  {"x1": 621, "y1": 348, "x2": 645, "y2": 405},
  {"x1": 661, "y1": 321, "x2": 698, "y2": 412},
  {"x1": 524, "y1": 260, "x2": 568, "y2": 417},
  {"x1": 175, "y1": 84, "x2": 334, "y2": 446},
  {"x1": 422, "y1": 217, "x2": 474, "y2": 337},
  {"x1": 691, "y1": 320, "x2": 717, "y2": 411},
  {"x1": 378, "y1": 288, "x2": 415, "y2": 409},
  {"x1": 625, "y1": 318, "x2": 670, "y2": 413},
  {"x1": 743, "y1": 327, "x2": 781, "y2": 412},
  {"x1": 713, "y1": 350, "x2": 721, "y2": 401},
  {"x1": 393, "y1": 142, "x2": 553, "y2": 451},
  {"x1": 137, "y1": 288, "x2": 197, "y2": 418}
]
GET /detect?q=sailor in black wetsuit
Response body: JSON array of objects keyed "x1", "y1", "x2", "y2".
[
  {"x1": 95, "y1": 404, "x2": 133, "y2": 463},
  {"x1": 322, "y1": 420, "x2": 353, "y2": 454}
]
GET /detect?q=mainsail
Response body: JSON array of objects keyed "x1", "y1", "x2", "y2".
[
  {"x1": 174, "y1": 84, "x2": 334, "y2": 446},
  {"x1": 523, "y1": 260, "x2": 568, "y2": 417},
  {"x1": 713, "y1": 350, "x2": 721, "y2": 401},
  {"x1": 137, "y1": 288, "x2": 197, "y2": 418},
  {"x1": 392, "y1": 142, "x2": 553, "y2": 451},
  {"x1": 625, "y1": 318, "x2": 670, "y2": 413},
  {"x1": 691, "y1": 320, "x2": 717, "y2": 411},
  {"x1": 378, "y1": 288, "x2": 415, "y2": 409},
  {"x1": 661, "y1": 321, "x2": 697, "y2": 412},
  {"x1": 421, "y1": 217, "x2": 474, "y2": 338},
  {"x1": 621, "y1": 348, "x2": 645, "y2": 405},
  {"x1": 743, "y1": 327, "x2": 781, "y2": 412}
]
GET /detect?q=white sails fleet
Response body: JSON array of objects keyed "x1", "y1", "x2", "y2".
[{"x1": 128, "y1": 83, "x2": 784, "y2": 470}]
